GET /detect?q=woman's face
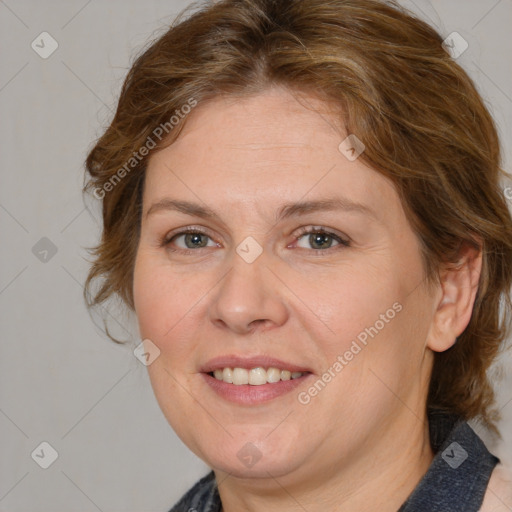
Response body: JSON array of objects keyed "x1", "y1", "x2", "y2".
[{"x1": 133, "y1": 86, "x2": 439, "y2": 482}]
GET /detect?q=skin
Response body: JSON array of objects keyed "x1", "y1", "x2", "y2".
[
  {"x1": 481, "y1": 466, "x2": 512, "y2": 511},
  {"x1": 133, "y1": 86, "x2": 482, "y2": 511}
]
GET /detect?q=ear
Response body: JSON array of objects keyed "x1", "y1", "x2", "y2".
[{"x1": 427, "y1": 241, "x2": 483, "y2": 353}]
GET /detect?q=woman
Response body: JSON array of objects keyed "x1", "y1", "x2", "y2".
[{"x1": 84, "y1": 0, "x2": 512, "y2": 509}]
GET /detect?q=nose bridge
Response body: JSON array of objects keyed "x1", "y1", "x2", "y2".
[{"x1": 208, "y1": 243, "x2": 288, "y2": 333}]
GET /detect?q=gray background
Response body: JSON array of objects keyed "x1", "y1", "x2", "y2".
[{"x1": 1, "y1": 1, "x2": 511, "y2": 510}]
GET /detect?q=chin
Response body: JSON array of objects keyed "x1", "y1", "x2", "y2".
[
  {"x1": 198, "y1": 437, "x2": 305, "y2": 480},
  {"x1": 211, "y1": 455, "x2": 302, "y2": 480}
]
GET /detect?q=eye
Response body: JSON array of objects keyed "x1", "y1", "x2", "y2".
[
  {"x1": 163, "y1": 227, "x2": 219, "y2": 251},
  {"x1": 294, "y1": 227, "x2": 350, "y2": 251},
  {"x1": 161, "y1": 226, "x2": 350, "y2": 253}
]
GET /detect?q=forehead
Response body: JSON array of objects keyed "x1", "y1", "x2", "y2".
[{"x1": 144, "y1": 87, "x2": 401, "y2": 223}]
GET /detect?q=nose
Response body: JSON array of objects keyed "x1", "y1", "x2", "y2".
[{"x1": 208, "y1": 250, "x2": 289, "y2": 335}]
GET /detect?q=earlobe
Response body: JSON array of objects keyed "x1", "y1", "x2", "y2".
[{"x1": 427, "y1": 241, "x2": 483, "y2": 353}]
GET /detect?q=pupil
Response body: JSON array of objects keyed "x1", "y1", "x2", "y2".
[
  {"x1": 311, "y1": 233, "x2": 331, "y2": 249},
  {"x1": 186, "y1": 233, "x2": 207, "y2": 248}
]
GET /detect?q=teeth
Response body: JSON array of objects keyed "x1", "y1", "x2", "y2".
[
  {"x1": 249, "y1": 367, "x2": 267, "y2": 385},
  {"x1": 222, "y1": 367, "x2": 233, "y2": 383},
  {"x1": 211, "y1": 366, "x2": 306, "y2": 385},
  {"x1": 267, "y1": 367, "x2": 281, "y2": 383},
  {"x1": 233, "y1": 368, "x2": 249, "y2": 385}
]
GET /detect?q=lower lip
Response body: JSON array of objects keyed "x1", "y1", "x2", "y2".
[{"x1": 202, "y1": 373, "x2": 311, "y2": 405}]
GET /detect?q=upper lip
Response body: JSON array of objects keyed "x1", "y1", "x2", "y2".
[{"x1": 200, "y1": 355, "x2": 312, "y2": 374}]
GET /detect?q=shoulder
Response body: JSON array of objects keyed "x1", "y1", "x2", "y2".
[{"x1": 480, "y1": 463, "x2": 512, "y2": 511}]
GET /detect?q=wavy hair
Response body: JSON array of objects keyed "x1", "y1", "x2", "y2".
[{"x1": 84, "y1": 0, "x2": 512, "y2": 432}]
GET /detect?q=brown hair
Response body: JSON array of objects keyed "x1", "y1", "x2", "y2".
[{"x1": 84, "y1": 0, "x2": 512, "y2": 431}]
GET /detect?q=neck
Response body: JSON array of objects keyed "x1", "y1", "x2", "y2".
[{"x1": 215, "y1": 411, "x2": 434, "y2": 512}]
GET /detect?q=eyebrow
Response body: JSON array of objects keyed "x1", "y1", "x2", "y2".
[{"x1": 146, "y1": 197, "x2": 377, "y2": 222}]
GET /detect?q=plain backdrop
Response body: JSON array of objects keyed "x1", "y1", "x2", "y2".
[{"x1": 1, "y1": 1, "x2": 511, "y2": 510}]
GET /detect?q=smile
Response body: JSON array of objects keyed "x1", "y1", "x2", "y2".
[{"x1": 201, "y1": 356, "x2": 312, "y2": 404}]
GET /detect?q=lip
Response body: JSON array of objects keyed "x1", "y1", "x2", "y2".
[
  {"x1": 199, "y1": 355, "x2": 313, "y2": 406},
  {"x1": 202, "y1": 373, "x2": 311, "y2": 405}
]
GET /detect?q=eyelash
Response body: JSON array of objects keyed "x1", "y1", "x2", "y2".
[
  {"x1": 161, "y1": 226, "x2": 214, "y2": 253},
  {"x1": 161, "y1": 226, "x2": 351, "y2": 254},
  {"x1": 294, "y1": 226, "x2": 351, "y2": 251}
]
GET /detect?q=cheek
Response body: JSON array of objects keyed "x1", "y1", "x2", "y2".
[
  {"x1": 133, "y1": 264, "x2": 166, "y2": 338},
  {"x1": 301, "y1": 260, "x2": 427, "y2": 392},
  {"x1": 133, "y1": 268, "x2": 179, "y2": 375},
  {"x1": 133, "y1": 255, "x2": 212, "y2": 375},
  {"x1": 133, "y1": 256, "x2": 192, "y2": 338},
  {"x1": 301, "y1": 263, "x2": 403, "y2": 344}
]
